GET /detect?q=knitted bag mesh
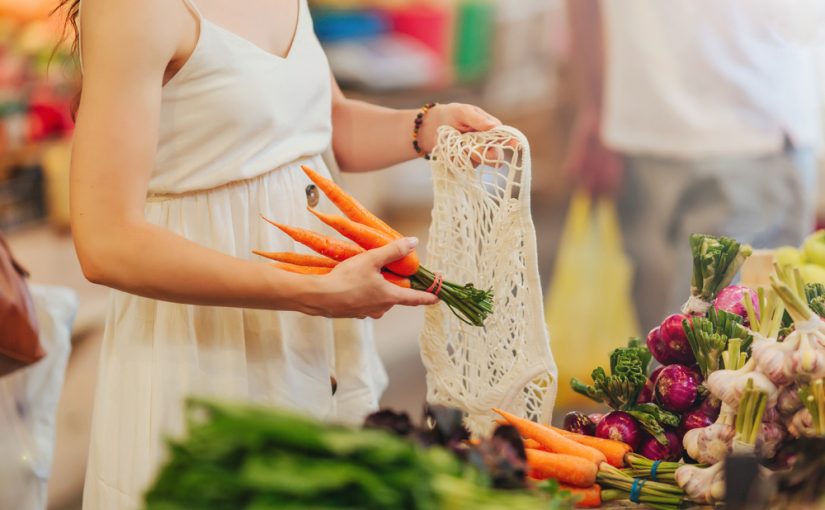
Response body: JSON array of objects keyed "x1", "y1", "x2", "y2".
[{"x1": 419, "y1": 126, "x2": 558, "y2": 436}]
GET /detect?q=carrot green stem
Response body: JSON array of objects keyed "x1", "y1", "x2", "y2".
[{"x1": 411, "y1": 267, "x2": 493, "y2": 327}]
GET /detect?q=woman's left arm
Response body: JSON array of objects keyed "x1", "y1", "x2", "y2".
[{"x1": 330, "y1": 75, "x2": 501, "y2": 173}]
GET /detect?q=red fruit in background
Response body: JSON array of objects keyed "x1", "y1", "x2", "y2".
[{"x1": 648, "y1": 314, "x2": 696, "y2": 365}]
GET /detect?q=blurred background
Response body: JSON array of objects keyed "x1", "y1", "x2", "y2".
[{"x1": 1, "y1": 0, "x2": 825, "y2": 509}]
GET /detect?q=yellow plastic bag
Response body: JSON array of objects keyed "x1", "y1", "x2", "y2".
[{"x1": 545, "y1": 191, "x2": 639, "y2": 408}]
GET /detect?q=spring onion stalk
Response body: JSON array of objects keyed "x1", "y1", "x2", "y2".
[
  {"x1": 688, "y1": 234, "x2": 752, "y2": 304},
  {"x1": 684, "y1": 309, "x2": 750, "y2": 379},
  {"x1": 625, "y1": 453, "x2": 699, "y2": 484},
  {"x1": 597, "y1": 464, "x2": 684, "y2": 510},
  {"x1": 799, "y1": 379, "x2": 825, "y2": 436},
  {"x1": 732, "y1": 378, "x2": 768, "y2": 453},
  {"x1": 745, "y1": 287, "x2": 785, "y2": 340}
]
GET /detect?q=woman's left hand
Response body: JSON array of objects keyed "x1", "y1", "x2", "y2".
[{"x1": 417, "y1": 103, "x2": 502, "y2": 155}]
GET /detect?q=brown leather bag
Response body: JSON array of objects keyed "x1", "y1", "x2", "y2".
[{"x1": 0, "y1": 232, "x2": 42, "y2": 375}]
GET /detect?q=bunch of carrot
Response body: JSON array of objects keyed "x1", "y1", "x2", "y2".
[
  {"x1": 255, "y1": 166, "x2": 493, "y2": 326},
  {"x1": 493, "y1": 408, "x2": 633, "y2": 508}
]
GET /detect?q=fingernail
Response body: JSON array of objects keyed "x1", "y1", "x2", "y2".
[{"x1": 406, "y1": 237, "x2": 419, "y2": 248}]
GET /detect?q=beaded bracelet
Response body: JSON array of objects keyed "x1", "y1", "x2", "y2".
[{"x1": 412, "y1": 102, "x2": 437, "y2": 160}]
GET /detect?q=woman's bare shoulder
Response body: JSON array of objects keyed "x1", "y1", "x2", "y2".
[{"x1": 79, "y1": 0, "x2": 192, "y2": 77}]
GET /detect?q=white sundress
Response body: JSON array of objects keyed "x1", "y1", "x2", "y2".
[{"x1": 82, "y1": 1, "x2": 388, "y2": 508}]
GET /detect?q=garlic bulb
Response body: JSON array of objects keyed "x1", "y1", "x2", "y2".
[
  {"x1": 752, "y1": 335, "x2": 794, "y2": 386},
  {"x1": 791, "y1": 332, "x2": 825, "y2": 380},
  {"x1": 788, "y1": 408, "x2": 814, "y2": 438},
  {"x1": 682, "y1": 422, "x2": 734, "y2": 465},
  {"x1": 707, "y1": 361, "x2": 778, "y2": 409},
  {"x1": 756, "y1": 421, "x2": 787, "y2": 458},
  {"x1": 777, "y1": 384, "x2": 803, "y2": 416},
  {"x1": 676, "y1": 462, "x2": 724, "y2": 504}
]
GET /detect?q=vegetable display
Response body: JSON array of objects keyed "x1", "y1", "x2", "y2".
[
  {"x1": 146, "y1": 228, "x2": 825, "y2": 509},
  {"x1": 144, "y1": 399, "x2": 575, "y2": 510},
  {"x1": 256, "y1": 166, "x2": 494, "y2": 326},
  {"x1": 558, "y1": 233, "x2": 825, "y2": 508},
  {"x1": 571, "y1": 338, "x2": 679, "y2": 446}
]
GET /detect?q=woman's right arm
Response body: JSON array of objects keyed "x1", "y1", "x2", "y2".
[{"x1": 71, "y1": 0, "x2": 437, "y2": 318}]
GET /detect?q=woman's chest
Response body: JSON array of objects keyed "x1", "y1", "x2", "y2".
[{"x1": 192, "y1": 0, "x2": 300, "y2": 59}]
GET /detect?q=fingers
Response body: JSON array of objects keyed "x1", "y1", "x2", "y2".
[
  {"x1": 392, "y1": 287, "x2": 440, "y2": 307},
  {"x1": 453, "y1": 104, "x2": 500, "y2": 132},
  {"x1": 367, "y1": 237, "x2": 419, "y2": 269}
]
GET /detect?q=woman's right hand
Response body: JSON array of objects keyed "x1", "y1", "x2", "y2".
[{"x1": 303, "y1": 237, "x2": 439, "y2": 319}]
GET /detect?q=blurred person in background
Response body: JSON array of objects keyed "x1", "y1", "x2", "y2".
[
  {"x1": 61, "y1": 0, "x2": 501, "y2": 508},
  {"x1": 565, "y1": 0, "x2": 825, "y2": 332}
]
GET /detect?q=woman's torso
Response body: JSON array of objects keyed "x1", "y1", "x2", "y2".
[{"x1": 151, "y1": 0, "x2": 333, "y2": 195}]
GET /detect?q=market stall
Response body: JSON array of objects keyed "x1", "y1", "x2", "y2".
[{"x1": 137, "y1": 229, "x2": 825, "y2": 510}]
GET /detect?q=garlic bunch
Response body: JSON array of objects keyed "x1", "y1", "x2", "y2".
[
  {"x1": 761, "y1": 273, "x2": 825, "y2": 383},
  {"x1": 682, "y1": 419, "x2": 734, "y2": 465},
  {"x1": 752, "y1": 335, "x2": 795, "y2": 386},
  {"x1": 676, "y1": 462, "x2": 725, "y2": 504}
]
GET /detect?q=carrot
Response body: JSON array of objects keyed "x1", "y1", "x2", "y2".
[
  {"x1": 272, "y1": 263, "x2": 411, "y2": 289},
  {"x1": 301, "y1": 165, "x2": 402, "y2": 238},
  {"x1": 551, "y1": 426, "x2": 631, "y2": 467},
  {"x1": 307, "y1": 208, "x2": 420, "y2": 276},
  {"x1": 272, "y1": 262, "x2": 332, "y2": 275},
  {"x1": 523, "y1": 438, "x2": 546, "y2": 451},
  {"x1": 559, "y1": 483, "x2": 601, "y2": 508},
  {"x1": 261, "y1": 216, "x2": 364, "y2": 261},
  {"x1": 492, "y1": 409, "x2": 606, "y2": 465},
  {"x1": 252, "y1": 250, "x2": 339, "y2": 268},
  {"x1": 525, "y1": 449, "x2": 598, "y2": 488},
  {"x1": 381, "y1": 271, "x2": 411, "y2": 289}
]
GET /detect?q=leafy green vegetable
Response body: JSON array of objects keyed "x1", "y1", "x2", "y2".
[
  {"x1": 688, "y1": 234, "x2": 752, "y2": 302},
  {"x1": 570, "y1": 339, "x2": 678, "y2": 445},
  {"x1": 805, "y1": 283, "x2": 825, "y2": 318},
  {"x1": 571, "y1": 344, "x2": 648, "y2": 410},
  {"x1": 144, "y1": 399, "x2": 571, "y2": 510},
  {"x1": 683, "y1": 308, "x2": 751, "y2": 379}
]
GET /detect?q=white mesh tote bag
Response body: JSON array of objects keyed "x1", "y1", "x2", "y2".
[{"x1": 419, "y1": 126, "x2": 557, "y2": 436}]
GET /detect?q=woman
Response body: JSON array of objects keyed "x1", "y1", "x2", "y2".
[{"x1": 64, "y1": 0, "x2": 501, "y2": 507}]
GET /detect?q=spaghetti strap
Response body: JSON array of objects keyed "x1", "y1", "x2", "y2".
[{"x1": 181, "y1": 0, "x2": 203, "y2": 18}]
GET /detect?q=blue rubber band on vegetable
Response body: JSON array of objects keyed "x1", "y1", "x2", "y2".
[
  {"x1": 650, "y1": 460, "x2": 662, "y2": 481},
  {"x1": 630, "y1": 478, "x2": 646, "y2": 503}
]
